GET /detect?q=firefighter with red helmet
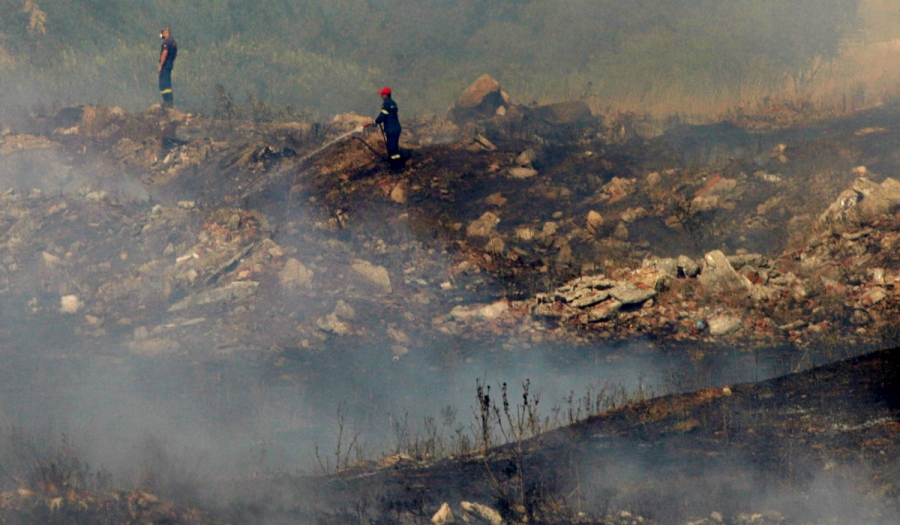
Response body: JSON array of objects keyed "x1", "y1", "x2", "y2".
[{"x1": 364, "y1": 87, "x2": 403, "y2": 167}]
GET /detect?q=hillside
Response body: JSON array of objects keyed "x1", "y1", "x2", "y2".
[
  {"x1": 0, "y1": 0, "x2": 864, "y2": 116},
  {"x1": 1, "y1": 70, "x2": 900, "y2": 523},
  {"x1": 289, "y1": 347, "x2": 900, "y2": 524}
]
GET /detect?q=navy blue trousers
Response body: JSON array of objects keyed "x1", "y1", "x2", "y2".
[
  {"x1": 159, "y1": 67, "x2": 174, "y2": 107},
  {"x1": 386, "y1": 130, "x2": 401, "y2": 160}
]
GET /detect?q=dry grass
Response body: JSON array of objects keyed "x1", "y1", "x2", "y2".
[{"x1": 578, "y1": 38, "x2": 900, "y2": 124}]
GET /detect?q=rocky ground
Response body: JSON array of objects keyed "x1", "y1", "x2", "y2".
[
  {"x1": 3, "y1": 95, "x2": 900, "y2": 362},
  {"x1": 1, "y1": 76, "x2": 900, "y2": 523}
]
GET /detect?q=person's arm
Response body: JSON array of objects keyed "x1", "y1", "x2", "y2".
[
  {"x1": 375, "y1": 106, "x2": 389, "y2": 126},
  {"x1": 159, "y1": 48, "x2": 168, "y2": 73}
]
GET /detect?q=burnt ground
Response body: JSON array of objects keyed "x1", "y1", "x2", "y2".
[
  {"x1": 1, "y1": 100, "x2": 900, "y2": 523},
  {"x1": 242, "y1": 347, "x2": 900, "y2": 525}
]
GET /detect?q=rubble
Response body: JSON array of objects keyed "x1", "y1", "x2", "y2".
[
  {"x1": 2, "y1": 89, "x2": 900, "y2": 524},
  {"x1": 16, "y1": 99, "x2": 891, "y2": 355}
]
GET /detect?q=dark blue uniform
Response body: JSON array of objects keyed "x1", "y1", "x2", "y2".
[
  {"x1": 375, "y1": 96, "x2": 402, "y2": 162},
  {"x1": 159, "y1": 37, "x2": 178, "y2": 107}
]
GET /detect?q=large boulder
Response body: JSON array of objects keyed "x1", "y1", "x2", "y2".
[
  {"x1": 450, "y1": 74, "x2": 506, "y2": 120},
  {"x1": 855, "y1": 177, "x2": 900, "y2": 219},
  {"x1": 820, "y1": 177, "x2": 900, "y2": 224},
  {"x1": 456, "y1": 74, "x2": 502, "y2": 109},
  {"x1": 698, "y1": 251, "x2": 753, "y2": 294}
]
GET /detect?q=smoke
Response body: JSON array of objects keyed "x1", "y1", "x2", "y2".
[
  {"x1": 1, "y1": 3, "x2": 898, "y2": 523},
  {"x1": 0, "y1": 0, "x2": 871, "y2": 118}
]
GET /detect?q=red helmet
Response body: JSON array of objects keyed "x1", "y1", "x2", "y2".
[{"x1": 378, "y1": 87, "x2": 392, "y2": 96}]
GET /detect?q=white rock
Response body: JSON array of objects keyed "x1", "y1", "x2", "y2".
[
  {"x1": 59, "y1": 295, "x2": 82, "y2": 314},
  {"x1": 351, "y1": 260, "x2": 392, "y2": 293},
  {"x1": 85, "y1": 191, "x2": 107, "y2": 201},
  {"x1": 450, "y1": 301, "x2": 509, "y2": 321},
  {"x1": 586, "y1": 210, "x2": 603, "y2": 233},
  {"x1": 508, "y1": 167, "x2": 538, "y2": 179},
  {"x1": 460, "y1": 501, "x2": 502, "y2": 525},
  {"x1": 515, "y1": 149, "x2": 537, "y2": 166},
  {"x1": 390, "y1": 184, "x2": 408, "y2": 204},
  {"x1": 467, "y1": 212, "x2": 501, "y2": 238},
  {"x1": 515, "y1": 227, "x2": 535, "y2": 241},
  {"x1": 485, "y1": 235, "x2": 505, "y2": 253},
  {"x1": 698, "y1": 251, "x2": 753, "y2": 293},
  {"x1": 708, "y1": 315, "x2": 743, "y2": 336},
  {"x1": 432, "y1": 502, "x2": 455, "y2": 525}
]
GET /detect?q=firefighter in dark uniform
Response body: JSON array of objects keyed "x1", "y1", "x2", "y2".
[
  {"x1": 364, "y1": 87, "x2": 403, "y2": 168},
  {"x1": 158, "y1": 27, "x2": 178, "y2": 108}
]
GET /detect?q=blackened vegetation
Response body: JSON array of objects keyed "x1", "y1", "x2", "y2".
[{"x1": 287, "y1": 348, "x2": 900, "y2": 524}]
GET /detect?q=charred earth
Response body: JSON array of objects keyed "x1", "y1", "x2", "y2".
[{"x1": 0, "y1": 86, "x2": 900, "y2": 523}]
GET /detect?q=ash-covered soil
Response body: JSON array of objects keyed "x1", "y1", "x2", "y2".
[
  {"x1": 271, "y1": 347, "x2": 900, "y2": 525},
  {"x1": 1, "y1": 92, "x2": 900, "y2": 523}
]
